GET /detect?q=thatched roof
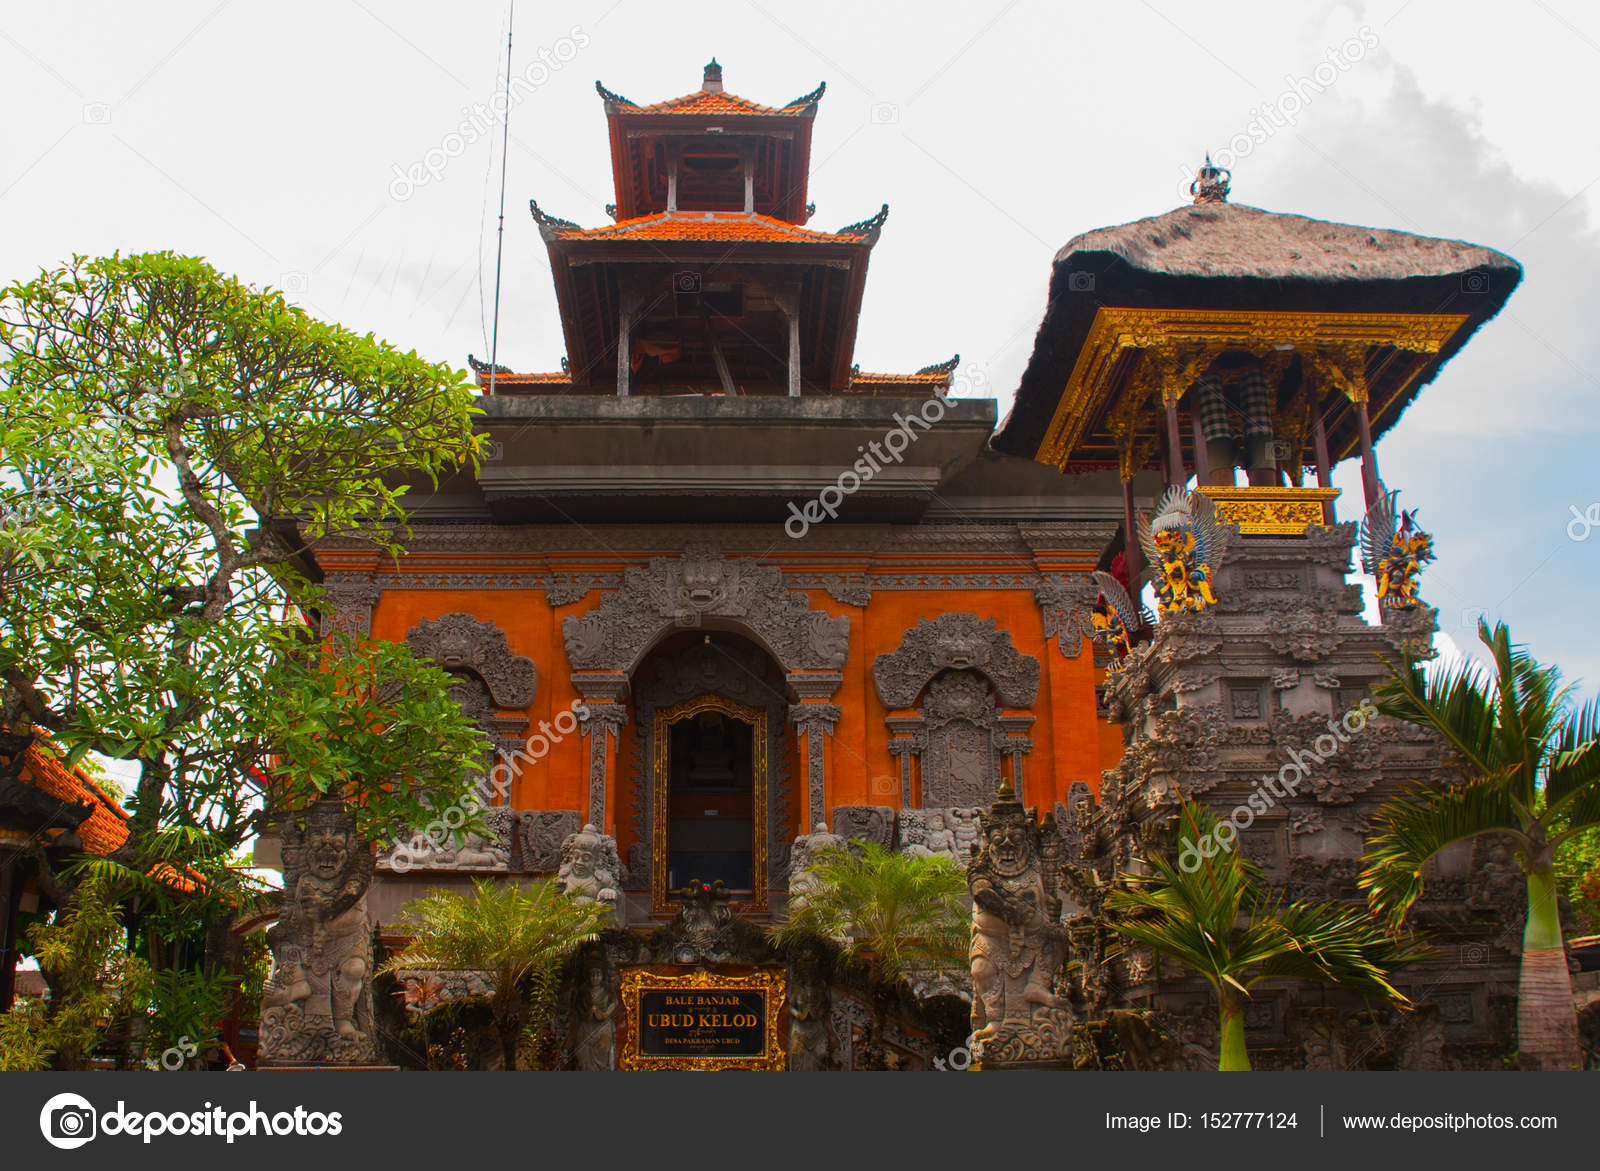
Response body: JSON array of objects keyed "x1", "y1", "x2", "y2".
[
  {"x1": 1057, "y1": 201, "x2": 1515, "y2": 285},
  {"x1": 993, "y1": 198, "x2": 1522, "y2": 466}
]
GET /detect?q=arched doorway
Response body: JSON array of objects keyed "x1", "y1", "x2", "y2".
[{"x1": 629, "y1": 633, "x2": 793, "y2": 913}]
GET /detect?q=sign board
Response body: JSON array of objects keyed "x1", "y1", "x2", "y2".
[{"x1": 618, "y1": 968, "x2": 786, "y2": 1071}]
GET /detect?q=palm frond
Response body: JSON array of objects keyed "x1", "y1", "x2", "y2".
[
  {"x1": 1546, "y1": 695, "x2": 1600, "y2": 824},
  {"x1": 1360, "y1": 781, "x2": 1524, "y2": 928},
  {"x1": 1372, "y1": 650, "x2": 1500, "y2": 779}
]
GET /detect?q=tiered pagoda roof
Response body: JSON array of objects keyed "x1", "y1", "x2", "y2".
[{"x1": 478, "y1": 62, "x2": 938, "y2": 397}]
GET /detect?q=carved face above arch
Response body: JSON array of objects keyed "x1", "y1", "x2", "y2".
[{"x1": 561, "y1": 544, "x2": 850, "y2": 681}]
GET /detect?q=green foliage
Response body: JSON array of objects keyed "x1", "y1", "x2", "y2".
[
  {"x1": 0, "y1": 253, "x2": 493, "y2": 998},
  {"x1": 380, "y1": 878, "x2": 605, "y2": 1071},
  {"x1": 139, "y1": 967, "x2": 239, "y2": 1069},
  {"x1": 1555, "y1": 825, "x2": 1600, "y2": 930},
  {"x1": 1110, "y1": 804, "x2": 1424, "y2": 1000},
  {"x1": 1108, "y1": 804, "x2": 1424, "y2": 1070},
  {"x1": 769, "y1": 842, "x2": 969, "y2": 985},
  {"x1": 1361, "y1": 620, "x2": 1600, "y2": 926},
  {"x1": 0, "y1": 1002, "x2": 53, "y2": 1071},
  {"x1": 23, "y1": 876, "x2": 152, "y2": 1069}
]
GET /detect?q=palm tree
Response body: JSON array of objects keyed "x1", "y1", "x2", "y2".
[
  {"x1": 1108, "y1": 803, "x2": 1424, "y2": 1071},
  {"x1": 379, "y1": 877, "x2": 604, "y2": 1072},
  {"x1": 1361, "y1": 619, "x2": 1600, "y2": 1070},
  {"x1": 769, "y1": 842, "x2": 968, "y2": 1067}
]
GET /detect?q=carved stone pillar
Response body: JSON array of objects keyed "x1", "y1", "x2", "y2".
[
  {"x1": 789, "y1": 702, "x2": 841, "y2": 829},
  {"x1": 999, "y1": 714, "x2": 1035, "y2": 803},
  {"x1": 579, "y1": 702, "x2": 628, "y2": 830},
  {"x1": 318, "y1": 580, "x2": 384, "y2": 637}
]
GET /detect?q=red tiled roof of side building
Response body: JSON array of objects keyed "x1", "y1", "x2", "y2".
[
  {"x1": 16, "y1": 741, "x2": 201, "y2": 892},
  {"x1": 629, "y1": 89, "x2": 794, "y2": 116},
  {"x1": 551, "y1": 211, "x2": 875, "y2": 245},
  {"x1": 19, "y1": 742, "x2": 131, "y2": 857}
]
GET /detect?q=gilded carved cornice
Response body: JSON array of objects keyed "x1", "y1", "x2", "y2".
[{"x1": 1037, "y1": 307, "x2": 1469, "y2": 468}]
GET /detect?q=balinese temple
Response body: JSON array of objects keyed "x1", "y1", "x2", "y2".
[{"x1": 260, "y1": 67, "x2": 1526, "y2": 1071}]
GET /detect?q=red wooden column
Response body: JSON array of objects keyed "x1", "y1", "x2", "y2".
[
  {"x1": 1311, "y1": 406, "x2": 1335, "y2": 523},
  {"x1": 1121, "y1": 472, "x2": 1144, "y2": 598},
  {"x1": 1355, "y1": 398, "x2": 1381, "y2": 510},
  {"x1": 1164, "y1": 399, "x2": 1185, "y2": 486}
]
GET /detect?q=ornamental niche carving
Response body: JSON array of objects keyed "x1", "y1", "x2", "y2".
[
  {"x1": 260, "y1": 800, "x2": 376, "y2": 1065},
  {"x1": 918, "y1": 672, "x2": 1010, "y2": 807},
  {"x1": 1033, "y1": 577, "x2": 1098, "y2": 659},
  {"x1": 405, "y1": 613, "x2": 538, "y2": 709},
  {"x1": 562, "y1": 543, "x2": 850, "y2": 676},
  {"x1": 832, "y1": 805, "x2": 896, "y2": 848},
  {"x1": 872, "y1": 613, "x2": 1040, "y2": 709}
]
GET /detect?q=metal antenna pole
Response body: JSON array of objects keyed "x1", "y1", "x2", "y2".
[{"x1": 488, "y1": 2, "x2": 514, "y2": 396}]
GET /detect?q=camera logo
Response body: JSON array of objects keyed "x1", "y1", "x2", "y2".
[
  {"x1": 1461, "y1": 269, "x2": 1490, "y2": 294},
  {"x1": 40, "y1": 1092, "x2": 97, "y2": 1150},
  {"x1": 1066, "y1": 270, "x2": 1095, "y2": 292},
  {"x1": 674, "y1": 271, "x2": 701, "y2": 294}
]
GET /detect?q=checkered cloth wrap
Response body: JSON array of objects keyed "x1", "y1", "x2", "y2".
[
  {"x1": 1236, "y1": 368, "x2": 1274, "y2": 439},
  {"x1": 1194, "y1": 374, "x2": 1230, "y2": 441}
]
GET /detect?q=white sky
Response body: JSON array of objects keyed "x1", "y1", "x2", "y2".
[{"x1": 3, "y1": 0, "x2": 1598, "y2": 694}]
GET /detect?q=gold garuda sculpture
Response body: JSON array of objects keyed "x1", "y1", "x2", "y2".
[
  {"x1": 1360, "y1": 483, "x2": 1435, "y2": 610},
  {"x1": 1138, "y1": 486, "x2": 1231, "y2": 614}
]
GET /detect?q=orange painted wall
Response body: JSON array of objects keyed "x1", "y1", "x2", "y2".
[{"x1": 337, "y1": 546, "x2": 1122, "y2": 863}]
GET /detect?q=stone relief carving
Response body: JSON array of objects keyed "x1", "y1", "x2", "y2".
[
  {"x1": 899, "y1": 806, "x2": 983, "y2": 867},
  {"x1": 377, "y1": 805, "x2": 514, "y2": 872},
  {"x1": 968, "y1": 785, "x2": 1072, "y2": 1065},
  {"x1": 261, "y1": 800, "x2": 376, "y2": 1064},
  {"x1": 1033, "y1": 577, "x2": 1098, "y2": 659},
  {"x1": 786, "y1": 959, "x2": 833, "y2": 1071},
  {"x1": 562, "y1": 543, "x2": 850, "y2": 676},
  {"x1": 318, "y1": 581, "x2": 384, "y2": 637},
  {"x1": 404, "y1": 613, "x2": 538, "y2": 709},
  {"x1": 832, "y1": 805, "x2": 895, "y2": 848},
  {"x1": 519, "y1": 809, "x2": 581, "y2": 873},
  {"x1": 872, "y1": 612, "x2": 1040, "y2": 709}
]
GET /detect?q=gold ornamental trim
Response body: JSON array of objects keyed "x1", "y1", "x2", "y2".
[
  {"x1": 1035, "y1": 307, "x2": 1469, "y2": 470},
  {"x1": 651, "y1": 693, "x2": 769, "y2": 914},
  {"x1": 618, "y1": 967, "x2": 787, "y2": 1071},
  {"x1": 1197, "y1": 485, "x2": 1341, "y2": 536}
]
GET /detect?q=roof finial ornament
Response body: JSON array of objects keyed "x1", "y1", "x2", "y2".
[
  {"x1": 1190, "y1": 154, "x2": 1231, "y2": 204},
  {"x1": 703, "y1": 58, "x2": 723, "y2": 92}
]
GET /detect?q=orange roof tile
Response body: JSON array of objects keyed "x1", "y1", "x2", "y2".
[
  {"x1": 18, "y1": 743, "x2": 130, "y2": 857},
  {"x1": 474, "y1": 370, "x2": 573, "y2": 390},
  {"x1": 550, "y1": 210, "x2": 873, "y2": 244},
  {"x1": 598, "y1": 76, "x2": 824, "y2": 118}
]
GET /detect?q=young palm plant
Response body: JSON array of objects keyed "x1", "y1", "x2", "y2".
[
  {"x1": 769, "y1": 842, "x2": 968, "y2": 1068},
  {"x1": 379, "y1": 877, "x2": 605, "y2": 1072},
  {"x1": 1108, "y1": 803, "x2": 1424, "y2": 1071},
  {"x1": 1361, "y1": 619, "x2": 1600, "y2": 1070}
]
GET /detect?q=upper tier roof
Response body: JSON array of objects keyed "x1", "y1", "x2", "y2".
[
  {"x1": 537, "y1": 208, "x2": 886, "y2": 245},
  {"x1": 1058, "y1": 200, "x2": 1516, "y2": 284}
]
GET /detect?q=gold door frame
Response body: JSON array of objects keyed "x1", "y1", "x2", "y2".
[{"x1": 652, "y1": 693, "x2": 769, "y2": 913}]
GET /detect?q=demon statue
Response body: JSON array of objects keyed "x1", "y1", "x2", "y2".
[
  {"x1": 1360, "y1": 483, "x2": 1436, "y2": 611},
  {"x1": 260, "y1": 799, "x2": 376, "y2": 1064},
  {"x1": 967, "y1": 781, "x2": 1073, "y2": 1065},
  {"x1": 1139, "y1": 486, "x2": 1231, "y2": 614}
]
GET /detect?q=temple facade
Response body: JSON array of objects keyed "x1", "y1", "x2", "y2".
[{"x1": 259, "y1": 67, "x2": 1528, "y2": 1070}]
